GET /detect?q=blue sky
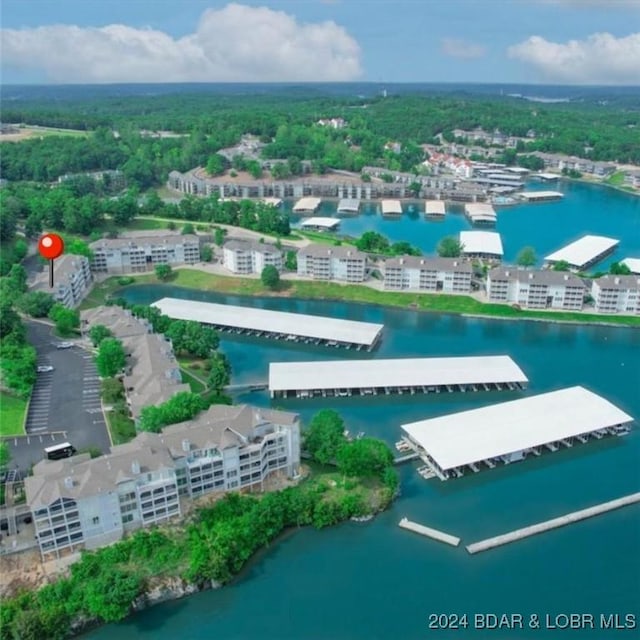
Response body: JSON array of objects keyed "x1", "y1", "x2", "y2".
[{"x1": 1, "y1": 0, "x2": 639, "y2": 84}]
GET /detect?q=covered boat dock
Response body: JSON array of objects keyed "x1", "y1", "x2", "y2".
[
  {"x1": 464, "y1": 203, "x2": 497, "y2": 225},
  {"x1": 292, "y1": 197, "x2": 322, "y2": 213},
  {"x1": 544, "y1": 235, "x2": 619, "y2": 270},
  {"x1": 401, "y1": 386, "x2": 634, "y2": 481},
  {"x1": 337, "y1": 198, "x2": 361, "y2": 214},
  {"x1": 519, "y1": 191, "x2": 564, "y2": 202},
  {"x1": 425, "y1": 200, "x2": 446, "y2": 218},
  {"x1": 152, "y1": 298, "x2": 383, "y2": 351},
  {"x1": 299, "y1": 217, "x2": 340, "y2": 231},
  {"x1": 381, "y1": 200, "x2": 403, "y2": 216},
  {"x1": 268, "y1": 355, "x2": 528, "y2": 399}
]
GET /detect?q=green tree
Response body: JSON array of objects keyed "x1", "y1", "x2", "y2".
[
  {"x1": 214, "y1": 227, "x2": 226, "y2": 246},
  {"x1": 206, "y1": 154, "x2": 225, "y2": 176},
  {"x1": 336, "y1": 437, "x2": 394, "y2": 478},
  {"x1": 83, "y1": 567, "x2": 140, "y2": 622},
  {"x1": 166, "y1": 320, "x2": 219, "y2": 357},
  {"x1": 304, "y1": 409, "x2": 346, "y2": 464},
  {"x1": 138, "y1": 391, "x2": 206, "y2": 432},
  {"x1": 89, "y1": 324, "x2": 113, "y2": 347},
  {"x1": 48, "y1": 304, "x2": 80, "y2": 336},
  {"x1": 65, "y1": 238, "x2": 94, "y2": 259},
  {"x1": 182, "y1": 223, "x2": 195, "y2": 235},
  {"x1": 552, "y1": 260, "x2": 571, "y2": 272},
  {"x1": 207, "y1": 352, "x2": 232, "y2": 391},
  {"x1": 155, "y1": 263, "x2": 173, "y2": 281},
  {"x1": 609, "y1": 261, "x2": 631, "y2": 275},
  {"x1": 285, "y1": 250, "x2": 297, "y2": 271},
  {"x1": 516, "y1": 246, "x2": 537, "y2": 267},
  {"x1": 0, "y1": 343, "x2": 37, "y2": 397},
  {"x1": 437, "y1": 236, "x2": 464, "y2": 258},
  {"x1": 95, "y1": 338, "x2": 126, "y2": 378},
  {"x1": 8, "y1": 264, "x2": 28, "y2": 294},
  {"x1": 201, "y1": 245, "x2": 213, "y2": 262},
  {"x1": 16, "y1": 291, "x2": 55, "y2": 318},
  {"x1": 261, "y1": 265, "x2": 280, "y2": 290},
  {"x1": 355, "y1": 231, "x2": 390, "y2": 254}
]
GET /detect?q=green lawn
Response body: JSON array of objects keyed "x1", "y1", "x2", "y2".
[
  {"x1": 606, "y1": 172, "x2": 625, "y2": 187},
  {"x1": 296, "y1": 230, "x2": 357, "y2": 247},
  {"x1": 105, "y1": 408, "x2": 136, "y2": 445},
  {"x1": 0, "y1": 392, "x2": 27, "y2": 437},
  {"x1": 180, "y1": 368, "x2": 206, "y2": 394}
]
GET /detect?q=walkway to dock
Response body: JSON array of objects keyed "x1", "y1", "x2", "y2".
[
  {"x1": 398, "y1": 517, "x2": 460, "y2": 546},
  {"x1": 466, "y1": 492, "x2": 640, "y2": 554},
  {"x1": 393, "y1": 452, "x2": 420, "y2": 465}
]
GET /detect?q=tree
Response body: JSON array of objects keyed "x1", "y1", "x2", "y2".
[
  {"x1": 609, "y1": 261, "x2": 631, "y2": 275},
  {"x1": 207, "y1": 352, "x2": 231, "y2": 391},
  {"x1": 336, "y1": 437, "x2": 394, "y2": 478},
  {"x1": 206, "y1": 154, "x2": 225, "y2": 176},
  {"x1": 552, "y1": 260, "x2": 571, "y2": 272},
  {"x1": 95, "y1": 338, "x2": 126, "y2": 378},
  {"x1": 285, "y1": 250, "x2": 297, "y2": 271},
  {"x1": 516, "y1": 246, "x2": 537, "y2": 267},
  {"x1": 166, "y1": 320, "x2": 219, "y2": 357},
  {"x1": 437, "y1": 236, "x2": 464, "y2": 258},
  {"x1": 89, "y1": 324, "x2": 113, "y2": 347},
  {"x1": 0, "y1": 343, "x2": 37, "y2": 397},
  {"x1": 304, "y1": 409, "x2": 346, "y2": 464},
  {"x1": 66, "y1": 238, "x2": 93, "y2": 259},
  {"x1": 214, "y1": 227, "x2": 226, "y2": 246},
  {"x1": 48, "y1": 304, "x2": 80, "y2": 336},
  {"x1": 261, "y1": 265, "x2": 280, "y2": 290},
  {"x1": 182, "y1": 223, "x2": 195, "y2": 235},
  {"x1": 8, "y1": 264, "x2": 28, "y2": 294},
  {"x1": 83, "y1": 567, "x2": 140, "y2": 622},
  {"x1": 201, "y1": 245, "x2": 213, "y2": 262},
  {"x1": 138, "y1": 391, "x2": 206, "y2": 432},
  {"x1": 16, "y1": 291, "x2": 55, "y2": 318},
  {"x1": 155, "y1": 263, "x2": 173, "y2": 281},
  {"x1": 355, "y1": 231, "x2": 390, "y2": 254}
]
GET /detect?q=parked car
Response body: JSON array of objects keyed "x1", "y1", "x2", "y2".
[
  {"x1": 37, "y1": 365, "x2": 54, "y2": 373},
  {"x1": 56, "y1": 342, "x2": 74, "y2": 349}
]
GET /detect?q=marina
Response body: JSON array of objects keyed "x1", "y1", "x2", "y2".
[
  {"x1": 398, "y1": 517, "x2": 461, "y2": 547},
  {"x1": 544, "y1": 234, "x2": 620, "y2": 270},
  {"x1": 152, "y1": 297, "x2": 384, "y2": 350},
  {"x1": 466, "y1": 493, "x2": 640, "y2": 554},
  {"x1": 268, "y1": 355, "x2": 528, "y2": 399}
]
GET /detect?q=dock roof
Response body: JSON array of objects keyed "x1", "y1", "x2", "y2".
[
  {"x1": 293, "y1": 197, "x2": 321, "y2": 212},
  {"x1": 544, "y1": 235, "x2": 619, "y2": 269},
  {"x1": 337, "y1": 198, "x2": 360, "y2": 213},
  {"x1": 299, "y1": 217, "x2": 340, "y2": 229},
  {"x1": 519, "y1": 191, "x2": 564, "y2": 200},
  {"x1": 402, "y1": 386, "x2": 633, "y2": 472},
  {"x1": 460, "y1": 231, "x2": 503, "y2": 256},
  {"x1": 269, "y1": 355, "x2": 528, "y2": 393},
  {"x1": 152, "y1": 297, "x2": 383, "y2": 347},
  {"x1": 425, "y1": 200, "x2": 446, "y2": 215},
  {"x1": 381, "y1": 200, "x2": 402, "y2": 215},
  {"x1": 621, "y1": 258, "x2": 640, "y2": 274}
]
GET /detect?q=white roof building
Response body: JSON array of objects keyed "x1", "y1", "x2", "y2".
[
  {"x1": 459, "y1": 231, "x2": 503, "y2": 259},
  {"x1": 402, "y1": 386, "x2": 633, "y2": 478},
  {"x1": 544, "y1": 235, "x2": 619, "y2": 270},
  {"x1": 621, "y1": 258, "x2": 640, "y2": 275},
  {"x1": 299, "y1": 217, "x2": 340, "y2": 230}
]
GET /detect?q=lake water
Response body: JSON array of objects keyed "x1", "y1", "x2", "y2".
[
  {"x1": 84, "y1": 278, "x2": 640, "y2": 639},
  {"x1": 288, "y1": 180, "x2": 640, "y2": 270}
]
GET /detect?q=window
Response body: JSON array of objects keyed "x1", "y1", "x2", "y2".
[{"x1": 91, "y1": 516, "x2": 100, "y2": 525}]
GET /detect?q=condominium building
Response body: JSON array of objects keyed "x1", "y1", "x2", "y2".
[
  {"x1": 26, "y1": 404, "x2": 300, "y2": 558},
  {"x1": 487, "y1": 267, "x2": 585, "y2": 310},
  {"x1": 31, "y1": 254, "x2": 92, "y2": 308},
  {"x1": 297, "y1": 244, "x2": 367, "y2": 282},
  {"x1": 80, "y1": 305, "x2": 153, "y2": 340},
  {"x1": 222, "y1": 239, "x2": 284, "y2": 274},
  {"x1": 591, "y1": 275, "x2": 640, "y2": 314},
  {"x1": 90, "y1": 231, "x2": 201, "y2": 274},
  {"x1": 383, "y1": 256, "x2": 472, "y2": 293}
]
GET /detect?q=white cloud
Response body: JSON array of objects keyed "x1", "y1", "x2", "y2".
[
  {"x1": 508, "y1": 32, "x2": 640, "y2": 84},
  {"x1": 0, "y1": 3, "x2": 362, "y2": 83},
  {"x1": 440, "y1": 38, "x2": 486, "y2": 59}
]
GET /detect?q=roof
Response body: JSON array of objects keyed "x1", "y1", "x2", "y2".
[
  {"x1": 381, "y1": 200, "x2": 403, "y2": 214},
  {"x1": 337, "y1": 198, "x2": 360, "y2": 212},
  {"x1": 269, "y1": 356, "x2": 528, "y2": 393},
  {"x1": 621, "y1": 258, "x2": 640, "y2": 274},
  {"x1": 81, "y1": 305, "x2": 151, "y2": 339},
  {"x1": 152, "y1": 297, "x2": 383, "y2": 347},
  {"x1": 224, "y1": 239, "x2": 281, "y2": 254},
  {"x1": 292, "y1": 197, "x2": 321, "y2": 212},
  {"x1": 299, "y1": 243, "x2": 366, "y2": 260},
  {"x1": 401, "y1": 386, "x2": 634, "y2": 472},
  {"x1": 593, "y1": 274, "x2": 640, "y2": 291},
  {"x1": 425, "y1": 200, "x2": 446, "y2": 215},
  {"x1": 299, "y1": 217, "x2": 340, "y2": 229},
  {"x1": 544, "y1": 235, "x2": 619, "y2": 268},
  {"x1": 31, "y1": 254, "x2": 89, "y2": 293},
  {"x1": 489, "y1": 267, "x2": 585, "y2": 288},
  {"x1": 384, "y1": 256, "x2": 471, "y2": 272},
  {"x1": 91, "y1": 233, "x2": 200, "y2": 250},
  {"x1": 519, "y1": 191, "x2": 564, "y2": 200},
  {"x1": 464, "y1": 203, "x2": 496, "y2": 216},
  {"x1": 460, "y1": 231, "x2": 503, "y2": 256}
]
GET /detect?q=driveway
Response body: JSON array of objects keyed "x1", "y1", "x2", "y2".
[{"x1": 6, "y1": 322, "x2": 112, "y2": 473}]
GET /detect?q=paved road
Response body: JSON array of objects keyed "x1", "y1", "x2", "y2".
[{"x1": 6, "y1": 322, "x2": 111, "y2": 473}]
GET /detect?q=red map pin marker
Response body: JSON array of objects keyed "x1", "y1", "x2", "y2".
[{"x1": 38, "y1": 233, "x2": 65, "y2": 287}]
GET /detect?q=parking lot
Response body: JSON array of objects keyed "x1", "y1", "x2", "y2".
[{"x1": 6, "y1": 322, "x2": 112, "y2": 473}]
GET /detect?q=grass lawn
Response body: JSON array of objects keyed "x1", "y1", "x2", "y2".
[
  {"x1": 181, "y1": 368, "x2": 206, "y2": 394},
  {"x1": 0, "y1": 392, "x2": 27, "y2": 437},
  {"x1": 124, "y1": 218, "x2": 174, "y2": 231},
  {"x1": 296, "y1": 230, "x2": 356, "y2": 247},
  {"x1": 606, "y1": 172, "x2": 625, "y2": 187},
  {"x1": 105, "y1": 408, "x2": 137, "y2": 445},
  {"x1": 82, "y1": 269, "x2": 640, "y2": 328}
]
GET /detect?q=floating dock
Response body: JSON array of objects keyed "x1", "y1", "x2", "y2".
[
  {"x1": 466, "y1": 493, "x2": 640, "y2": 554},
  {"x1": 269, "y1": 355, "x2": 528, "y2": 399},
  {"x1": 464, "y1": 203, "x2": 497, "y2": 226},
  {"x1": 459, "y1": 230, "x2": 504, "y2": 260},
  {"x1": 519, "y1": 191, "x2": 564, "y2": 202},
  {"x1": 381, "y1": 199, "x2": 402, "y2": 216},
  {"x1": 299, "y1": 217, "x2": 340, "y2": 231},
  {"x1": 292, "y1": 197, "x2": 321, "y2": 213},
  {"x1": 425, "y1": 200, "x2": 446, "y2": 218},
  {"x1": 337, "y1": 198, "x2": 360, "y2": 214},
  {"x1": 398, "y1": 517, "x2": 460, "y2": 546},
  {"x1": 152, "y1": 298, "x2": 383, "y2": 351},
  {"x1": 544, "y1": 234, "x2": 619, "y2": 271}
]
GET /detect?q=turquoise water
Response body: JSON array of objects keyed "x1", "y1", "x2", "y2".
[
  {"x1": 84, "y1": 183, "x2": 640, "y2": 640},
  {"x1": 289, "y1": 180, "x2": 640, "y2": 269}
]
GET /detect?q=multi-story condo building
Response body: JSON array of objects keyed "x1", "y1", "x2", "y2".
[
  {"x1": 591, "y1": 275, "x2": 640, "y2": 314},
  {"x1": 222, "y1": 239, "x2": 284, "y2": 274},
  {"x1": 383, "y1": 256, "x2": 472, "y2": 293},
  {"x1": 31, "y1": 254, "x2": 92, "y2": 308},
  {"x1": 26, "y1": 404, "x2": 299, "y2": 559},
  {"x1": 487, "y1": 268, "x2": 585, "y2": 310},
  {"x1": 90, "y1": 231, "x2": 201, "y2": 274},
  {"x1": 297, "y1": 244, "x2": 367, "y2": 282},
  {"x1": 80, "y1": 305, "x2": 153, "y2": 340}
]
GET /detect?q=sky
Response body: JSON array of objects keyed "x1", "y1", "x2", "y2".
[{"x1": 1, "y1": 0, "x2": 639, "y2": 85}]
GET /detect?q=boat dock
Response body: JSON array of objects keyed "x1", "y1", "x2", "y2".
[
  {"x1": 519, "y1": 190, "x2": 564, "y2": 202},
  {"x1": 425, "y1": 200, "x2": 446, "y2": 218},
  {"x1": 292, "y1": 197, "x2": 322, "y2": 213},
  {"x1": 381, "y1": 199, "x2": 402, "y2": 216},
  {"x1": 398, "y1": 517, "x2": 460, "y2": 546},
  {"x1": 466, "y1": 492, "x2": 640, "y2": 554},
  {"x1": 337, "y1": 198, "x2": 360, "y2": 214},
  {"x1": 152, "y1": 297, "x2": 383, "y2": 351}
]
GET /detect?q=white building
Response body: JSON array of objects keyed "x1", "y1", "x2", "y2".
[
  {"x1": 26, "y1": 404, "x2": 300, "y2": 558},
  {"x1": 297, "y1": 244, "x2": 367, "y2": 282},
  {"x1": 31, "y1": 254, "x2": 92, "y2": 308},
  {"x1": 591, "y1": 275, "x2": 640, "y2": 314},
  {"x1": 90, "y1": 231, "x2": 201, "y2": 274},
  {"x1": 222, "y1": 239, "x2": 284, "y2": 274},
  {"x1": 384, "y1": 256, "x2": 472, "y2": 293},
  {"x1": 487, "y1": 267, "x2": 585, "y2": 310}
]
